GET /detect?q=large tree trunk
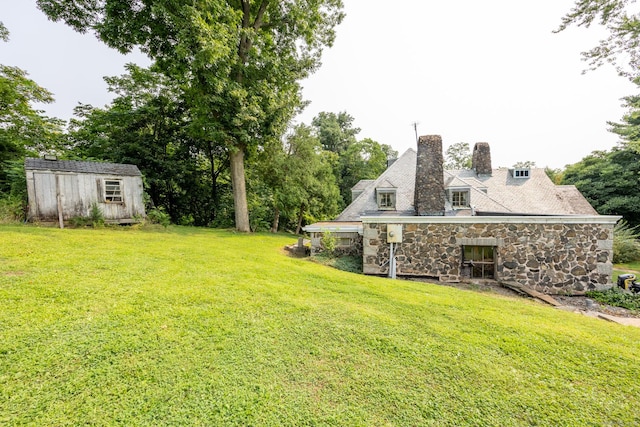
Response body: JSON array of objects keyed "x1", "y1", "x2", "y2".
[
  {"x1": 230, "y1": 148, "x2": 250, "y2": 232},
  {"x1": 295, "y1": 203, "x2": 305, "y2": 235},
  {"x1": 270, "y1": 207, "x2": 280, "y2": 233}
]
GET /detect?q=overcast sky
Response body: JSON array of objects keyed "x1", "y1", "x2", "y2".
[{"x1": 2, "y1": 1, "x2": 637, "y2": 169}]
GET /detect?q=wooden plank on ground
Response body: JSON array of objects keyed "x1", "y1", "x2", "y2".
[{"x1": 500, "y1": 281, "x2": 562, "y2": 307}]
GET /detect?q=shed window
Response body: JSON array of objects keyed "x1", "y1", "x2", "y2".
[
  {"x1": 463, "y1": 246, "x2": 495, "y2": 279},
  {"x1": 104, "y1": 179, "x2": 123, "y2": 202}
]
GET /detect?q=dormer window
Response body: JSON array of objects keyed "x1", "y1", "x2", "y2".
[
  {"x1": 376, "y1": 189, "x2": 396, "y2": 210},
  {"x1": 450, "y1": 190, "x2": 470, "y2": 208},
  {"x1": 513, "y1": 168, "x2": 530, "y2": 179}
]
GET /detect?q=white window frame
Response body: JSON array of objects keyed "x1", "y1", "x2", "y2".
[
  {"x1": 513, "y1": 168, "x2": 530, "y2": 179},
  {"x1": 451, "y1": 190, "x2": 470, "y2": 208},
  {"x1": 376, "y1": 190, "x2": 396, "y2": 210},
  {"x1": 103, "y1": 179, "x2": 124, "y2": 203}
]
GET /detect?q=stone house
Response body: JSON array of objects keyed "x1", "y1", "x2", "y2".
[
  {"x1": 25, "y1": 158, "x2": 146, "y2": 224},
  {"x1": 304, "y1": 135, "x2": 619, "y2": 294}
]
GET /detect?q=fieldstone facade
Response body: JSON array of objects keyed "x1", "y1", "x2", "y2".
[
  {"x1": 472, "y1": 142, "x2": 492, "y2": 175},
  {"x1": 362, "y1": 216, "x2": 618, "y2": 295},
  {"x1": 414, "y1": 135, "x2": 445, "y2": 216}
]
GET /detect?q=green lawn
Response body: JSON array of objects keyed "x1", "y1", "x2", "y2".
[
  {"x1": 615, "y1": 261, "x2": 640, "y2": 277},
  {"x1": 2, "y1": 225, "x2": 640, "y2": 426}
]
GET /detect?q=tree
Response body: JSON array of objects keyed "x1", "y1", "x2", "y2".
[
  {"x1": 608, "y1": 80, "x2": 640, "y2": 153},
  {"x1": 310, "y1": 111, "x2": 396, "y2": 207},
  {"x1": 37, "y1": 0, "x2": 345, "y2": 232},
  {"x1": 556, "y1": 0, "x2": 640, "y2": 78},
  {"x1": 0, "y1": 25, "x2": 64, "y2": 195},
  {"x1": 562, "y1": 146, "x2": 640, "y2": 227},
  {"x1": 312, "y1": 111, "x2": 360, "y2": 154},
  {"x1": 68, "y1": 64, "x2": 232, "y2": 226},
  {"x1": 513, "y1": 161, "x2": 536, "y2": 168},
  {"x1": 257, "y1": 124, "x2": 339, "y2": 233},
  {"x1": 338, "y1": 138, "x2": 396, "y2": 205},
  {"x1": 545, "y1": 167, "x2": 564, "y2": 184},
  {"x1": 444, "y1": 142, "x2": 472, "y2": 169}
]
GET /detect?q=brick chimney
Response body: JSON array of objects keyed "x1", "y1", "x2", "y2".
[
  {"x1": 414, "y1": 135, "x2": 446, "y2": 216},
  {"x1": 472, "y1": 142, "x2": 492, "y2": 176}
]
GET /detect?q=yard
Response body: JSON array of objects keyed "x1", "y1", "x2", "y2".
[{"x1": 1, "y1": 225, "x2": 640, "y2": 426}]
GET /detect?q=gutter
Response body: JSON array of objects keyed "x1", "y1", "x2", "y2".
[{"x1": 360, "y1": 215, "x2": 621, "y2": 225}]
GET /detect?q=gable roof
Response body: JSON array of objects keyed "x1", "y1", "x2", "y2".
[
  {"x1": 336, "y1": 148, "x2": 596, "y2": 221},
  {"x1": 337, "y1": 148, "x2": 418, "y2": 220},
  {"x1": 25, "y1": 158, "x2": 142, "y2": 177}
]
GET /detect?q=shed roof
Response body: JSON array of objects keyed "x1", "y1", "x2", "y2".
[{"x1": 25, "y1": 158, "x2": 142, "y2": 176}]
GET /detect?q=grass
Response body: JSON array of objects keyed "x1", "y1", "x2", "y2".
[
  {"x1": 615, "y1": 261, "x2": 640, "y2": 275},
  {"x1": 2, "y1": 225, "x2": 640, "y2": 426}
]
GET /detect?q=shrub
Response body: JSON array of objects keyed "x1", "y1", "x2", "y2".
[
  {"x1": 89, "y1": 202, "x2": 105, "y2": 227},
  {"x1": 147, "y1": 207, "x2": 171, "y2": 228},
  {"x1": 69, "y1": 203, "x2": 105, "y2": 228},
  {"x1": 613, "y1": 220, "x2": 640, "y2": 263},
  {"x1": 0, "y1": 196, "x2": 25, "y2": 223},
  {"x1": 586, "y1": 287, "x2": 640, "y2": 312},
  {"x1": 320, "y1": 230, "x2": 337, "y2": 256}
]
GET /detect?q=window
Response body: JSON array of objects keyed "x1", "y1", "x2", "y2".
[
  {"x1": 377, "y1": 191, "x2": 396, "y2": 210},
  {"x1": 104, "y1": 179, "x2": 123, "y2": 202},
  {"x1": 451, "y1": 190, "x2": 469, "y2": 208},
  {"x1": 513, "y1": 168, "x2": 530, "y2": 178},
  {"x1": 463, "y1": 246, "x2": 495, "y2": 279}
]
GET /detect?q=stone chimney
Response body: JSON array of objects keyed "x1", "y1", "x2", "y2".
[
  {"x1": 472, "y1": 142, "x2": 492, "y2": 176},
  {"x1": 414, "y1": 135, "x2": 446, "y2": 216}
]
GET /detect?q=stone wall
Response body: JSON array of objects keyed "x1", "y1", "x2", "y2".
[
  {"x1": 362, "y1": 218, "x2": 616, "y2": 294},
  {"x1": 472, "y1": 142, "x2": 492, "y2": 176},
  {"x1": 414, "y1": 135, "x2": 445, "y2": 216}
]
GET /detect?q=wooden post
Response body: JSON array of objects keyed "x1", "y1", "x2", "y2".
[{"x1": 55, "y1": 174, "x2": 64, "y2": 229}]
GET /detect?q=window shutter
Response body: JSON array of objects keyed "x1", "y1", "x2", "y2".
[{"x1": 96, "y1": 179, "x2": 103, "y2": 201}]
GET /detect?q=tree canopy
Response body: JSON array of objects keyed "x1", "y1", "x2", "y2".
[
  {"x1": 310, "y1": 111, "x2": 396, "y2": 207},
  {"x1": 444, "y1": 142, "x2": 472, "y2": 169},
  {"x1": 562, "y1": 146, "x2": 640, "y2": 227},
  {"x1": 0, "y1": 25, "x2": 64, "y2": 195},
  {"x1": 556, "y1": 0, "x2": 640, "y2": 78},
  {"x1": 37, "y1": 0, "x2": 345, "y2": 231}
]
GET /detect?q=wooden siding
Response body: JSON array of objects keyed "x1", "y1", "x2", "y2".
[{"x1": 26, "y1": 170, "x2": 145, "y2": 222}]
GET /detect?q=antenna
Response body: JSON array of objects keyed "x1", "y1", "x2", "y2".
[{"x1": 410, "y1": 121, "x2": 420, "y2": 142}]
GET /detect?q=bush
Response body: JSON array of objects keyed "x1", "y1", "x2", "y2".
[
  {"x1": 147, "y1": 207, "x2": 171, "y2": 228},
  {"x1": 0, "y1": 196, "x2": 25, "y2": 223},
  {"x1": 586, "y1": 287, "x2": 640, "y2": 312},
  {"x1": 613, "y1": 220, "x2": 640, "y2": 263},
  {"x1": 69, "y1": 202, "x2": 105, "y2": 228},
  {"x1": 89, "y1": 202, "x2": 105, "y2": 227},
  {"x1": 320, "y1": 230, "x2": 337, "y2": 256}
]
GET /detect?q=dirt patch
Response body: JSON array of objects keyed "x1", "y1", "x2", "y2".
[
  {"x1": 3, "y1": 271, "x2": 26, "y2": 277},
  {"x1": 407, "y1": 277, "x2": 640, "y2": 319}
]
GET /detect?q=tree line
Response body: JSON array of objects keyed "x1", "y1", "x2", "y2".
[
  {"x1": 0, "y1": 17, "x2": 395, "y2": 231},
  {"x1": 3, "y1": 0, "x2": 640, "y2": 232}
]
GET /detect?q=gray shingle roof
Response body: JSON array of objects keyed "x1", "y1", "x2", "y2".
[
  {"x1": 25, "y1": 158, "x2": 142, "y2": 176},
  {"x1": 336, "y1": 148, "x2": 596, "y2": 221}
]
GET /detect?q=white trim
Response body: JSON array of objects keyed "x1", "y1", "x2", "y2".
[
  {"x1": 302, "y1": 224, "x2": 364, "y2": 234},
  {"x1": 361, "y1": 215, "x2": 621, "y2": 225}
]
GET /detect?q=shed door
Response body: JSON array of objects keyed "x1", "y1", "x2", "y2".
[
  {"x1": 32, "y1": 173, "x2": 57, "y2": 219},
  {"x1": 33, "y1": 173, "x2": 80, "y2": 220}
]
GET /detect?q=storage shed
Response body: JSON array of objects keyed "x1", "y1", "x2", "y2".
[{"x1": 25, "y1": 158, "x2": 146, "y2": 224}]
